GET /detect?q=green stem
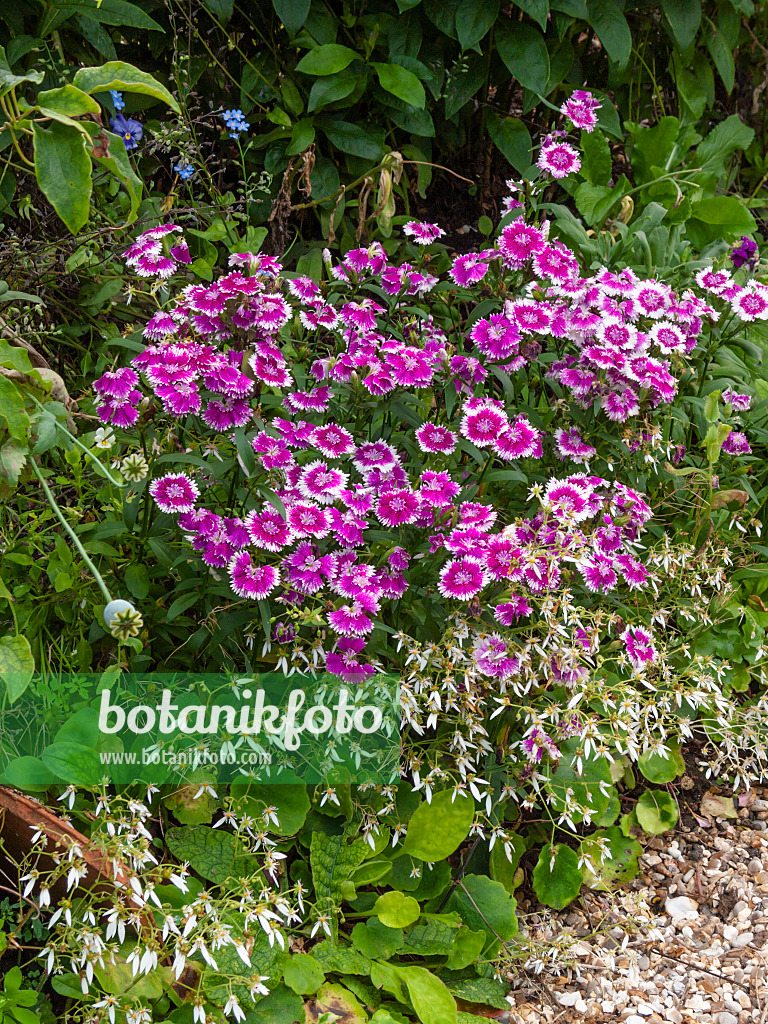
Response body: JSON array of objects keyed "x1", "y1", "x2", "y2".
[
  {"x1": 30, "y1": 397, "x2": 125, "y2": 487},
  {"x1": 30, "y1": 460, "x2": 113, "y2": 606}
]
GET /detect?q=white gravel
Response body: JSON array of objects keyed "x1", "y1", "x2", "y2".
[{"x1": 503, "y1": 791, "x2": 768, "y2": 1024}]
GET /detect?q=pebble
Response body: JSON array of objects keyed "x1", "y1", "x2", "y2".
[
  {"x1": 718, "y1": 1014, "x2": 739, "y2": 1024},
  {"x1": 732, "y1": 931, "x2": 753, "y2": 946},
  {"x1": 665, "y1": 895, "x2": 699, "y2": 919}
]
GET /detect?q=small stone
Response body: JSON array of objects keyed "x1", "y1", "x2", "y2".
[
  {"x1": 748, "y1": 859, "x2": 763, "y2": 875},
  {"x1": 638, "y1": 955, "x2": 650, "y2": 971},
  {"x1": 665, "y1": 1013, "x2": 683, "y2": 1024},
  {"x1": 732, "y1": 900, "x2": 748, "y2": 917},
  {"x1": 557, "y1": 992, "x2": 579, "y2": 1007},
  {"x1": 723, "y1": 925, "x2": 739, "y2": 943},
  {"x1": 718, "y1": 1013, "x2": 739, "y2": 1024},
  {"x1": 666, "y1": 895, "x2": 698, "y2": 919},
  {"x1": 574, "y1": 999, "x2": 588, "y2": 1014},
  {"x1": 732, "y1": 931, "x2": 754, "y2": 947},
  {"x1": 624, "y1": 1017, "x2": 645, "y2": 1024}
]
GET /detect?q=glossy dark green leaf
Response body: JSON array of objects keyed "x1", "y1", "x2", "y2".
[
  {"x1": 515, "y1": 0, "x2": 550, "y2": 30},
  {"x1": 455, "y1": 0, "x2": 500, "y2": 50},
  {"x1": 586, "y1": 0, "x2": 631, "y2": 66},
  {"x1": 496, "y1": 20, "x2": 549, "y2": 94},
  {"x1": 486, "y1": 111, "x2": 532, "y2": 174},
  {"x1": 661, "y1": 0, "x2": 701, "y2": 49},
  {"x1": 272, "y1": 0, "x2": 311, "y2": 34}
]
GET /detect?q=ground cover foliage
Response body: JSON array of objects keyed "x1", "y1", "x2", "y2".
[{"x1": 2, "y1": 3, "x2": 768, "y2": 1023}]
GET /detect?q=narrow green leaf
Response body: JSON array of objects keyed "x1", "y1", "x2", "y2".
[{"x1": 706, "y1": 24, "x2": 735, "y2": 92}]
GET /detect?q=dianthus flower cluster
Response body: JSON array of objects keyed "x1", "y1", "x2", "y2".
[{"x1": 89, "y1": 173, "x2": 738, "y2": 685}]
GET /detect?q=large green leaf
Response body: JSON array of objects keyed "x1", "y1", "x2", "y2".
[
  {"x1": 695, "y1": 114, "x2": 754, "y2": 177},
  {"x1": 307, "y1": 69, "x2": 359, "y2": 111},
  {"x1": 687, "y1": 195, "x2": 755, "y2": 249},
  {"x1": 402, "y1": 916, "x2": 461, "y2": 955},
  {"x1": 579, "y1": 827, "x2": 643, "y2": 890},
  {"x1": 541, "y1": 739, "x2": 613, "y2": 824},
  {"x1": 0, "y1": 634, "x2": 34, "y2": 703},
  {"x1": 199, "y1": 0, "x2": 234, "y2": 18},
  {"x1": 373, "y1": 63, "x2": 425, "y2": 108},
  {"x1": 319, "y1": 121, "x2": 384, "y2": 159},
  {"x1": 166, "y1": 824, "x2": 252, "y2": 882},
  {"x1": 283, "y1": 954, "x2": 325, "y2": 995},
  {"x1": 310, "y1": 832, "x2": 366, "y2": 926},
  {"x1": 33, "y1": 120, "x2": 92, "y2": 233},
  {"x1": 372, "y1": 891, "x2": 420, "y2": 928},
  {"x1": 0, "y1": 47, "x2": 44, "y2": 100},
  {"x1": 0, "y1": 439, "x2": 27, "y2": 490},
  {"x1": 48, "y1": 0, "x2": 163, "y2": 30},
  {"x1": 532, "y1": 843, "x2": 583, "y2": 909},
  {"x1": 230, "y1": 782, "x2": 310, "y2": 834},
  {"x1": 445, "y1": 874, "x2": 518, "y2": 956},
  {"x1": 706, "y1": 22, "x2": 734, "y2": 92},
  {"x1": 37, "y1": 84, "x2": 100, "y2": 119},
  {"x1": 390, "y1": 966, "x2": 457, "y2": 1024},
  {"x1": 402, "y1": 790, "x2": 474, "y2": 861},
  {"x1": 636, "y1": 789, "x2": 679, "y2": 834},
  {"x1": 496, "y1": 21, "x2": 549, "y2": 94},
  {"x1": 0, "y1": 376, "x2": 30, "y2": 441},
  {"x1": 486, "y1": 112, "x2": 532, "y2": 175},
  {"x1": 455, "y1": 0, "x2": 500, "y2": 50},
  {"x1": 586, "y1": 0, "x2": 631, "y2": 66},
  {"x1": 296, "y1": 44, "x2": 359, "y2": 75},
  {"x1": 580, "y1": 127, "x2": 611, "y2": 185},
  {"x1": 272, "y1": 0, "x2": 311, "y2": 34},
  {"x1": 72, "y1": 62, "x2": 180, "y2": 113},
  {"x1": 1, "y1": 756, "x2": 56, "y2": 793},
  {"x1": 661, "y1": 0, "x2": 701, "y2": 49},
  {"x1": 41, "y1": 742, "x2": 103, "y2": 787}
]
